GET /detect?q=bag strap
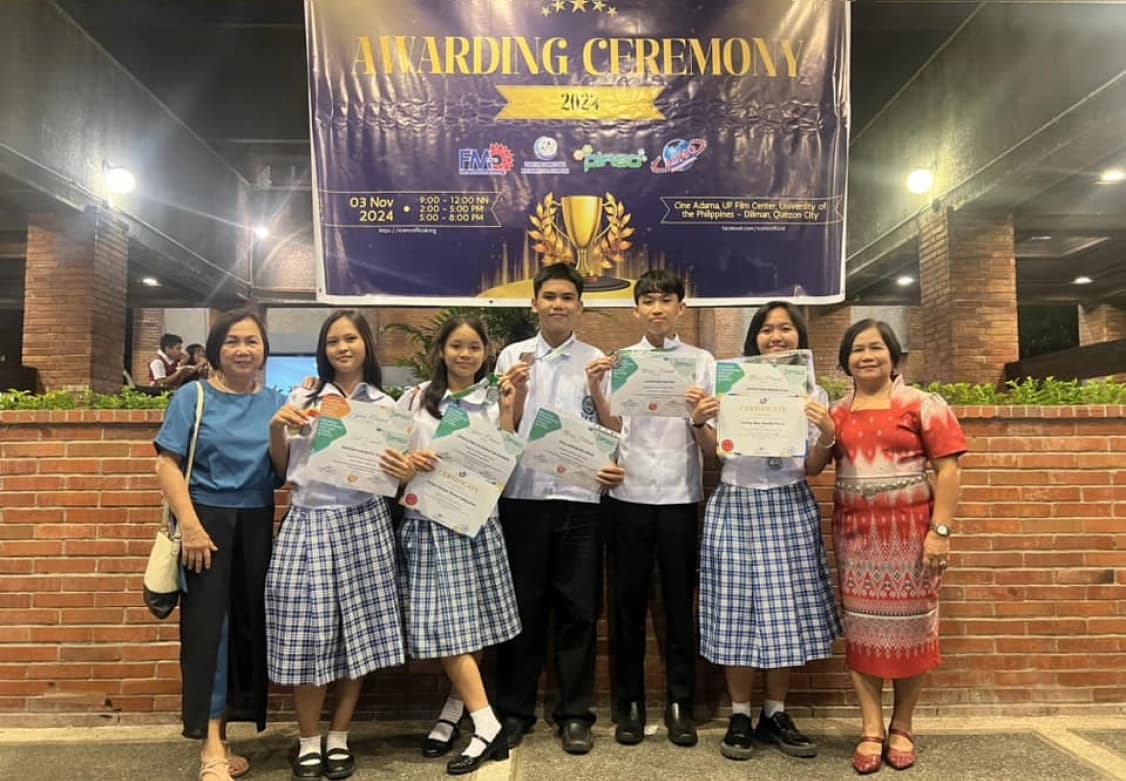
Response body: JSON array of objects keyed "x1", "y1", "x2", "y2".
[{"x1": 161, "y1": 381, "x2": 206, "y2": 540}]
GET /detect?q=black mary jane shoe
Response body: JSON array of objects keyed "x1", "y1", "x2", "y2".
[
  {"x1": 421, "y1": 717, "x2": 462, "y2": 758},
  {"x1": 446, "y1": 727, "x2": 510, "y2": 776},
  {"x1": 291, "y1": 751, "x2": 323, "y2": 781},
  {"x1": 323, "y1": 746, "x2": 356, "y2": 780}
]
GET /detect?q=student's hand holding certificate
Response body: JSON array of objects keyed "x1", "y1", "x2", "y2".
[
  {"x1": 521, "y1": 408, "x2": 622, "y2": 493},
  {"x1": 303, "y1": 398, "x2": 413, "y2": 497}
]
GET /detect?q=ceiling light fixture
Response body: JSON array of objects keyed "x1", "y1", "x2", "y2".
[
  {"x1": 1072, "y1": 276, "x2": 1093, "y2": 285},
  {"x1": 896, "y1": 275, "x2": 915, "y2": 287},
  {"x1": 104, "y1": 164, "x2": 136, "y2": 195},
  {"x1": 906, "y1": 169, "x2": 934, "y2": 195},
  {"x1": 1098, "y1": 168, "x2": 1125, "y2": 184},
  {"x1": 253, "y1": 225, "x2": 270, "y2": 239},
  {"x1": 141, "y1": 276, "x2": 160, "y2": 287}
]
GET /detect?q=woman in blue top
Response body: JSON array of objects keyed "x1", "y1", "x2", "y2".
[{"x1": 154, "y1": 310, "x2": 286, "y2": 781}]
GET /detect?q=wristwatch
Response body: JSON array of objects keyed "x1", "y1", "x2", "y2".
[
  {"x1": 930, "y1": 522, "x2": 952, "y2": 538},
  {"x1": 691, "y1": 420, "x2": 707, "y2": 429}
]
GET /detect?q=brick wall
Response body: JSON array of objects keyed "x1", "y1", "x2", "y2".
[
  {"x1": 2, "y1": 406, "x2": 1124, "y2": 725},
  {"x1": 23, "y1": 209, "x2": 129, "y2": 394},
  {"x1": 130, "y1": 309, "x2": 164, "y2": 386},
  {"x1": 1079, "y1": 304, "x2": 1126, "y2": 346}
]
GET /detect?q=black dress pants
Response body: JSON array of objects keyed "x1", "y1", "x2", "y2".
[
  {"x1": 495, "y1": 498, "x2": 602, "y2": 726},
  {"x1": 604, "y1": 498, "x2": 698, "y2": 714}
]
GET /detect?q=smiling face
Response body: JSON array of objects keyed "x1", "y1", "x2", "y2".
[
  {"x1": 532, "y1": 278, "x2": 582, "y2": 341},
  {"x1": 442, "y1": 323, "x2": 486, "y2": 386},
  {"x1": 634, "y1": 291, "x2": 685, "y2": 342},
  {"x1": 324, "y1": 317, "x2": 366, "y2": 381},
  {"x1": 218, "y1": 317, "x2": 265, "y2": 381},
  {"x1": 847, "y1": 326, "x2": 894, "y2": 386},
  {"x1": 755, "y1": 306, "x2": 800, "y2": 355}
]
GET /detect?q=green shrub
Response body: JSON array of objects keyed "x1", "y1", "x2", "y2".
[
  {"x1": 0, "y1": 388, "x2": 171, "y2": 411},
  {"x1": 820, "y1": 377, "x2": 1126, "y2": 405}
]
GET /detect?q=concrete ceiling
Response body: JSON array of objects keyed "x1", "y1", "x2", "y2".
[{"x1": 43, "y1": 0, "x2": 1126, "y2": 308}]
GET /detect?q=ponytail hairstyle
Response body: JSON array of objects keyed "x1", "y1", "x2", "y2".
[{"x1": 422, "y1": 316, "x2": 490, "y2": 419}]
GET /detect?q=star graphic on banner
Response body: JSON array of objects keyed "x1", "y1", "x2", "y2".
[
  {"x1": 607, "y1": 5, "x2": 618, "y2": 15},
  {"x1": 571, "y1": 0, "x2": 588, "y2": 11},
  {"x1": 553, "y1": 0, "x2": 566, "y2": 9},
  {"x1": 592, "y1": 0, "x2": 605, "y2": 8},
  {"x1": 541, "y1": 5, "x2": 551, "y2": 14}
]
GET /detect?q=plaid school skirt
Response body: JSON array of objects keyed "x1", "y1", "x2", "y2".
[
  {"x1": 699, "y1": 481, "x2": 842, "y2": 668},
  {"x1": 397, "y1": 513, "x2": 521, "y2": 659},
  {"x1": 265, "y1": 498, "x2": 405, "y2": 687}
]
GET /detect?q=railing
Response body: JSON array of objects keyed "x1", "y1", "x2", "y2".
[{"x1": 1004, "y1": 339, "x2": 1126, "y2": 382}]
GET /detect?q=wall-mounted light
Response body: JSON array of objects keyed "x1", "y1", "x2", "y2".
[
  {"x1": 141, "y1": 276, "x2": 161, "y2": 287},
  {"x1": 896, "y1": 275, "x2": 915, "y2": 287},
  {"x1": 906, "y1": 169, "x2": 934, "y2": 195},
  {"x1": 1072, "y1": 276, "x2": 1093, "y2": 285},
  {"x1": 104, "y1": 164, "x2": 136, "y2": 194},
  {"x1": 1098, "y1": 168, "x2": 1124, "y2": 184}
]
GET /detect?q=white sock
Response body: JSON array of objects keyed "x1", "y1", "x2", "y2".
[
  {"x1": 461, "y1": 706, "x2": 502, "y2": 759},
  {"x1": 732, "y1": 701, "x2": 753, "y2": 718},
  {"x1": 326, "y1": 730, "x2": 349, "y2": 753},
  {"x1": 763, "y1": 699, "x2": 785, "y2": 718},
  {"x1": 428, "y1": 696, "x2": 465, "y2": 742},
  {"x1": 298, "y1": 735, "x2": 321, "y2": 762}
]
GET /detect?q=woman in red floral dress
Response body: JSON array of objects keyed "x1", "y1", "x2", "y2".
[{"x1": 808, "y1": 319, "x2": 966, "y2": 775}]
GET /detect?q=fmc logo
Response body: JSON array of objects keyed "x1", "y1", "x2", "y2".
[{"x1": 458, "y1": 143, "x2": 515, "y2": 175}]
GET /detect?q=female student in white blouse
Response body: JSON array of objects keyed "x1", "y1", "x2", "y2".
[
  {"x1": 266, "y1": 311, "x2": 415, "y2": 781},
  {"x1": 397, "y1": 316, "x2": 524, "y2": 775},
  {"x1": 690, "y1": 302, "x2": 841, "y2": 762}
]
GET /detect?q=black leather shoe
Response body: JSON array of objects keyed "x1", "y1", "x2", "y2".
[
  {"x1": 664, "y1": 703, "x2": 698, "y2": 747},
  {"x1": 446, "y1": 727, "x2": 510, "y2": 775},
  {"x1": 720, "y1": 714, "x2": 753, "y2": 761},
  {"x1": 755, "y1": 710, "x2": 818, "y2": 758},
  {"x1": 323, "y1": 746, "x2": 356, "y2": 779},
  {"x1": 502, "y1": 716, "x2": 530, "y2": 749},
  {"x1": 560, "y1": 719, "x2": 594, "y2": 754},
  {"x1": 291, "y1": 751, "x2": 323, "y2": 781},
  {"x1": 421, "y1": 717, "x2": 462, "y2": 758},
  {"x1": 614, "y1": 702, "x2": 645, "y2": 745}
]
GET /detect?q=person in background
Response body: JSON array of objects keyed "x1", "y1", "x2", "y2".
[
  {"x1": 807, "y1": 319, "x2": 966, "y2": 774},
  {"x1": 690, "y1": 302, "x2": 841, "y2": 762},
  {"x1": 184, "y1": 343, "x2": 211, "y2": 379},
  {"x1": 265, "y1": 310, "x2": 411, "y2": 781},
  {"x1": 151, "y1": 332, "x2": 195, "y2": 389},
  {"x1": 153, "y1": 310, "x2": 286, "y2": 781}
]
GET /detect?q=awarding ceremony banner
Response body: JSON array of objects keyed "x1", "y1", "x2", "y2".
[{"x1": 306, "y1": 0, "x2": 849, "y2": 306}]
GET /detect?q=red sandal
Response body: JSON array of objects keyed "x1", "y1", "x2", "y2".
[
  {"x1": 853, "y1": 735, "x2": 885, "y2": 774},
  {"x1": 884, "y1": 727, "x2": 916, "y2": 770}
]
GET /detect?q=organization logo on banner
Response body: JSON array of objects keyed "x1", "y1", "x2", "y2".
[
  {"x1": 572, "y1": 144, "x2": 647, "y2": 173},
  {"x1": 521, "y1": 136, "x2": 571, "y2": 175},
  {"x1": 458, "y1": 143, "x2": 515, "y2": 175},
  {"x1": 651, "y1": 138, "x2": 708, "y2": 174}
]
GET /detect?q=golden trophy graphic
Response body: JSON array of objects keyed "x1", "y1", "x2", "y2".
[{"x1": 529, "y1": 192, "x2": 634, "y2": 291}]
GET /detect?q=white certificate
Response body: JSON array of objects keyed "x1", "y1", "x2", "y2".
[
  {"x1": 304, "y1": 398, "x2": 413, "y2": 497},
  {"x1": 402, "y1": 464, "x2": 499, "y2": 538},
  {"x1": 716, "y1": 389, "x2": 807, "y2": 458},
  {"x1": 610, "y1": 350, "x2": 698, "y2": 418},
  {"x1": 716, "y1": 349, "x2": 814, "y2": 398},
  {"x1": 401, "y1": 405, "x2": 525, "y2": 537},
  {"x1": 521, "y1": 408, "x2": 621, "y2": 492}
]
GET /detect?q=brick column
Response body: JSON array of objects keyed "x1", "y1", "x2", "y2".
[
  {"x1": 1078, "y1": 304, "x2": 1126, "y2": 345},
  {"x1": 130, "y1": 308, "x2": 164, "y2": 385},
  {"x1": 698, "y1": 308, "x2": 750, "y2": 359},
  {"x1": 919, "y1": 209, "x2": 1018, "y2": 385},
  {"x1": 23, "y1": 208, "x2": 128, "y2": 393},
  {"x1": 806, "y1": 304, "x2": 852, "y2": 382}
]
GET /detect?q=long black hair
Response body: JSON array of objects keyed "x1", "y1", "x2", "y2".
[
  {"x1": 743, "y1": 301, "x2": 809, "y2": 357},
  {"x1": 422, "y1": 316, "x2": 490, "y2": 419},
  {"x1": 306, "y1": 310, "x2": 383, "y2": 406}
]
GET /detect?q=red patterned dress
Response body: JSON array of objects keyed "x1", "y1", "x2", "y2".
[{"x1": 829, "y1": 377, "x2": 967, "y2": 679}]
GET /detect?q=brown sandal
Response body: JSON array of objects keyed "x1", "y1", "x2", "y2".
[
  {"x1": 222, "y1": 742, "x2": 249, "y2": 778},
  {"x1": 199, "y1": 758, "x2": 233, "y2": 781},
  {"x1": 884, "y1": 727, "x2": 916, "y2": 770},
  {"x1": 853, "y1": 735, "x2": 885, "y2": 775}
]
